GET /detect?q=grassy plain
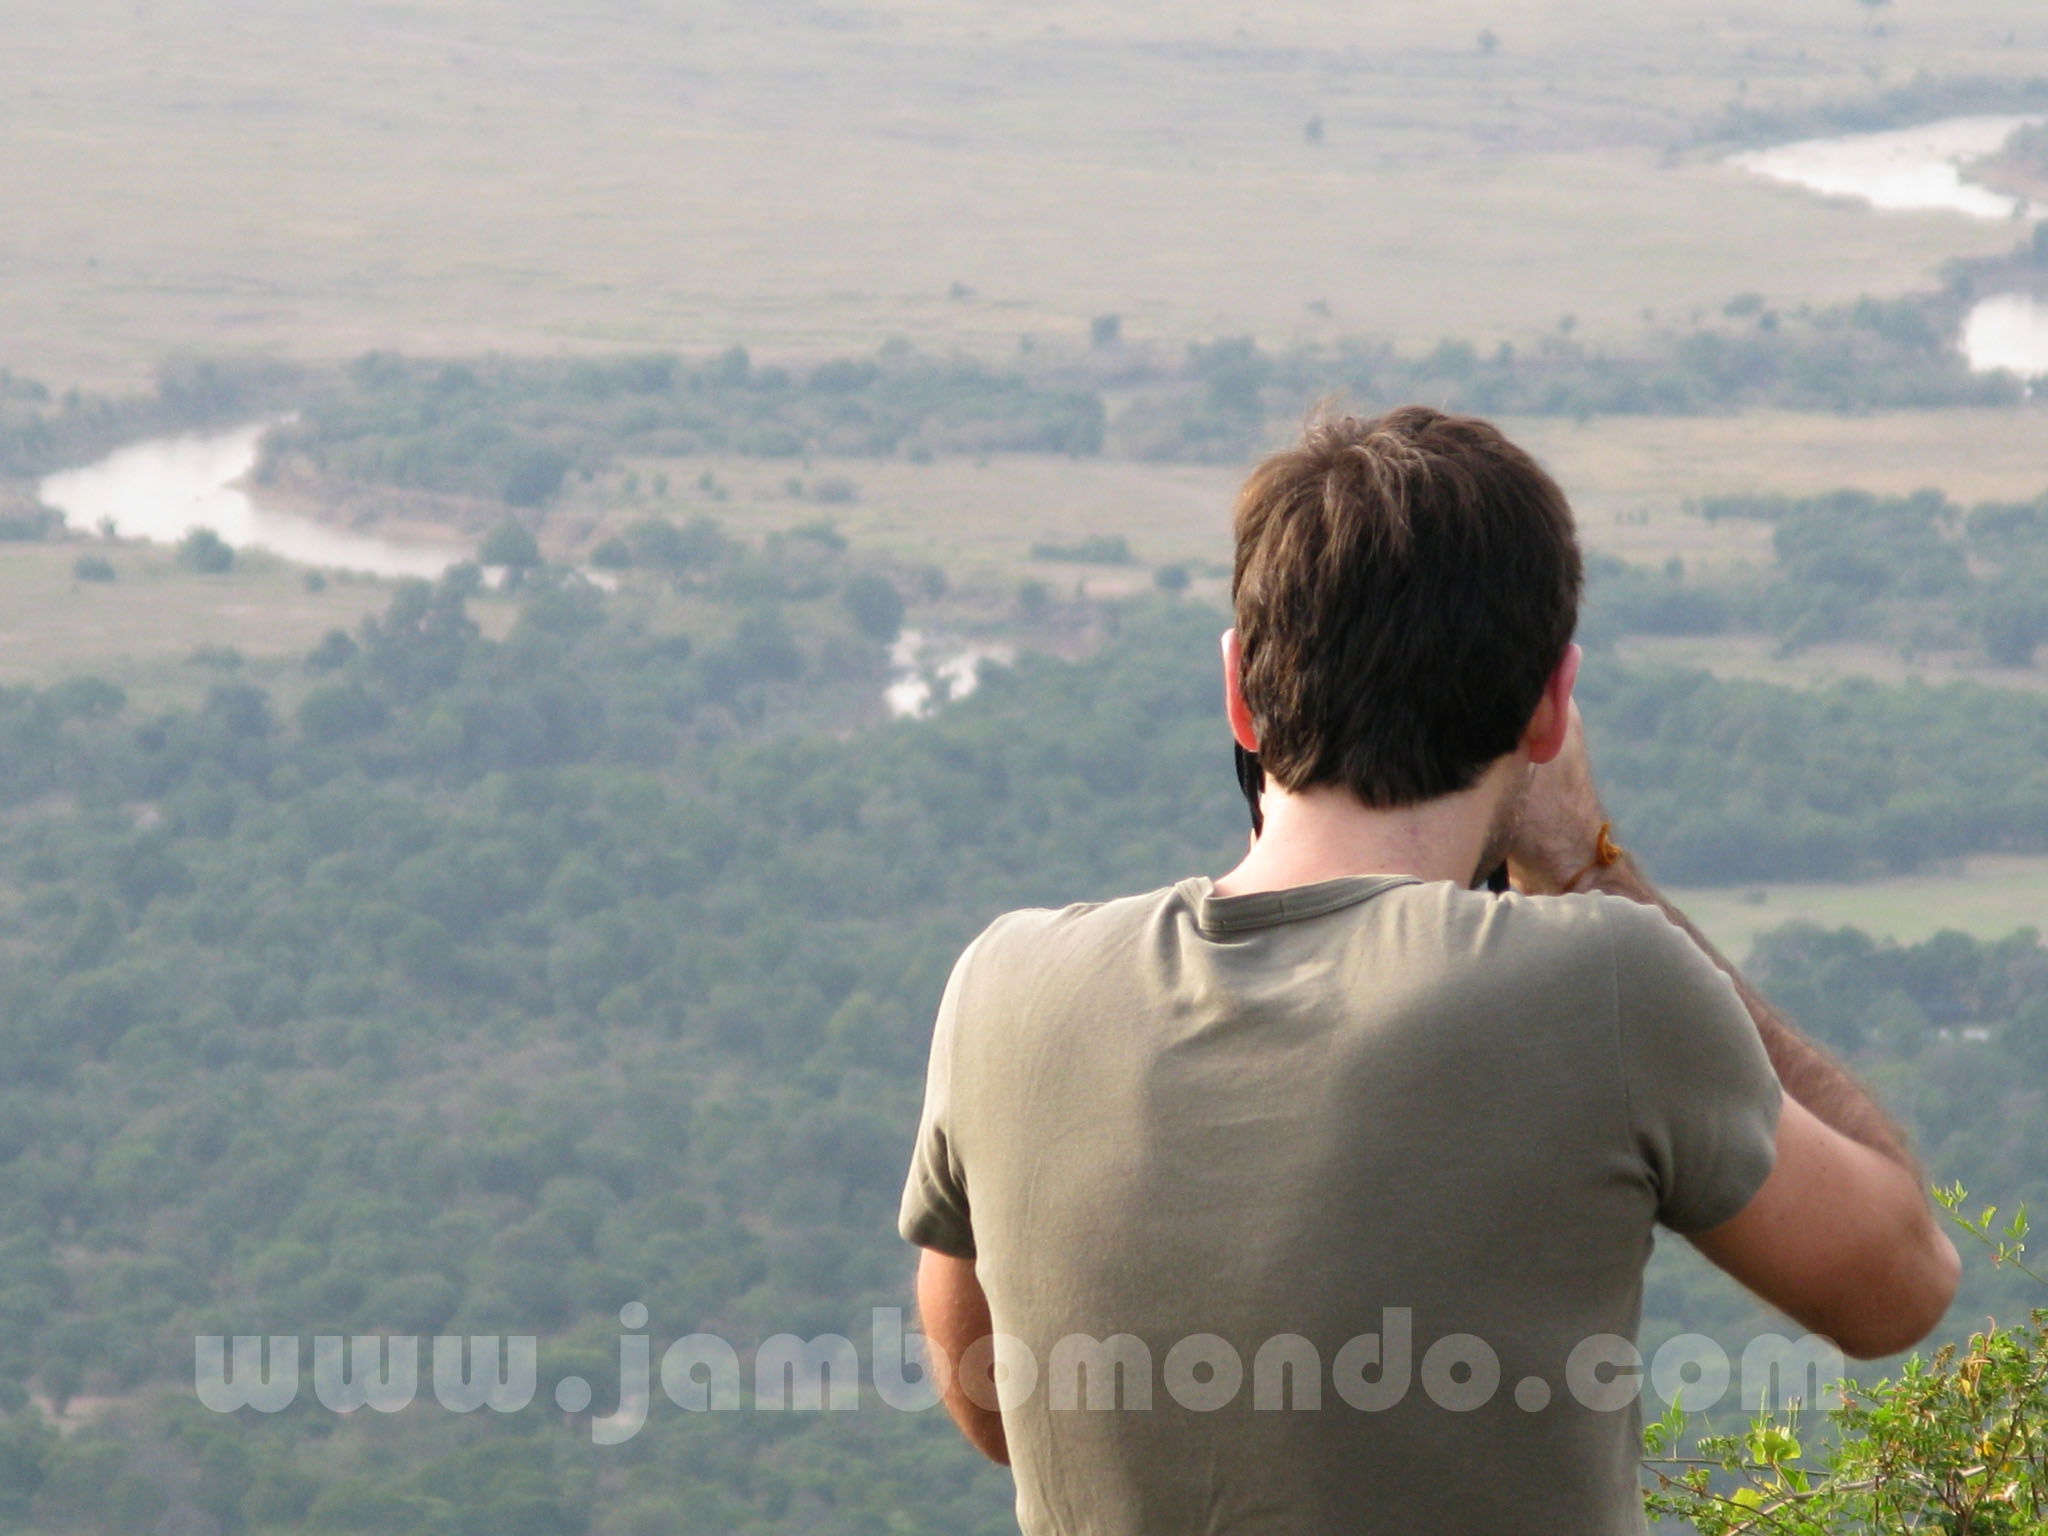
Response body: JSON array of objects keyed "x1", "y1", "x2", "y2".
[
  {"x1": 1500, "y1": 407, "x2": 2048, "y2": 553},
  {"x1": 569, "y1": 406, "x2": 2048, "y2": 579},
  {"x1": 0, "y1": 0, "x2": 2042, "y2": 387},
  {"x1": 1673, "y1": 855, "x2": 2048, "y2": 956},
  {"x1": 1614, "y1": 632, "x2": 2048, "y2": 694},
  {"x1": 0, "y1": 539, "x2": 518, "y2": 711}
]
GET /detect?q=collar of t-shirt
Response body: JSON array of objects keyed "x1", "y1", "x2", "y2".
[{"x1": 1178, "y1": 873, "x2": 1423, "y2": 935}]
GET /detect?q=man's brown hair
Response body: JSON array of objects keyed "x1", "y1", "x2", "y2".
[{"x1": 1231, "y1": 406, "x2": 1582, "y2": 807}]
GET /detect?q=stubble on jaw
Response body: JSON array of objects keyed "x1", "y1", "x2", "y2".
[{"x1": 1471, "y1": 762, "x2": 1535, "y2": 889}]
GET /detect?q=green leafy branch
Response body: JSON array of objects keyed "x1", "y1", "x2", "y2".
[
  {"x1": 1935, "y1": 1181, "x2": 2044, "y2": 1288},
  {"x1": 1644, "y1": 1183, "x2": 2048, "y2": 1534}
]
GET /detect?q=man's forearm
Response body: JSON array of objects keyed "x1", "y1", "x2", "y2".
[
  {"x1": 1582, "y1": 855, "x2": 1919, "y2": 1173},
  {"x1": 916, "y1": 1250, "x2": 1010, "y2": 1466}
]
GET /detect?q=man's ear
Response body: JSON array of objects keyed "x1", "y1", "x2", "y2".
[
  {"x1": 1220, "y1": 629, "x2": 1259, "y2": 753},
  {"x1": 1525, "y1": 643, "x2": 1581, "y2": 766}
]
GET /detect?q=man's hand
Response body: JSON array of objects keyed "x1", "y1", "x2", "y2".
[{"x1": 1507, "y1": 701, "x2": 1610, "y2": 895}]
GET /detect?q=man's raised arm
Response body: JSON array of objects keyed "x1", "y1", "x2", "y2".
[{"x1": 1509, "y1": 705, "x2": 1960, "y2": 1360}]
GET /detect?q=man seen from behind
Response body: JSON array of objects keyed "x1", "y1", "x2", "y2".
[{"x1": 898, "y1": 406, "x2": 1960, "y2": 1535}]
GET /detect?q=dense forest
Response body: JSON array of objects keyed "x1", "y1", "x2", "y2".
[{"x1": 0, "y1": 510, "x2": 2041, "y2": 1531}]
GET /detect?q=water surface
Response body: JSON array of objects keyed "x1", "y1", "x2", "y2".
[
  {"x1": 1731, "y1": 115, "x2": 2048, "y2": 377},
  {"x1": 39, "y1": 424, "x2": 469, "y2": 579},
  {"x1": 1729, "y1": 114, "x2": 2044, "y2": 220},
  {"x1": 886, "y1": 629, "x2": 1014, "y2": 719},
  {"x1": 1961, "y1": 292, "x2": 2048, "y2": 379}
]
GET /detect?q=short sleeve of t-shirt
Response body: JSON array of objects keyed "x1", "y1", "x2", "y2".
[
  {"x1": 1607, "y1": 898, "x2": 1784, "y2": 1234},
  {"x1": 896, "y1": 932, "x2": 987, "y2": 1260}
]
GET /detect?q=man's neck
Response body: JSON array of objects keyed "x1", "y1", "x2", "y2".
[{"x1": 1210, "y1": 764, "x2": 1519, "y2": 897}]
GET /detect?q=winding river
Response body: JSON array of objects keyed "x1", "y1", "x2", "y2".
[
  {"x1": 37, "y1": 422, "x2": 468, "y2": 579},
  {"x1": 37, "y1": 424, "x2": 1009, "y2": 717},
  {"x1": 1729, "y1": 114, "x2": 2043, "y2": 221},
  {"x1": 1728, "y1": 113, "x2": 2048, "y2": 378}
]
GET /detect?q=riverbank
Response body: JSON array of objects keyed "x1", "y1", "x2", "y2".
[
  {"x1": 37, "y1": 424, "x2": 471, "y2": 580},
  {"x1": 1971, "y1": 121, "x2": 2048, "y2": 206},
  {"x1": 1725, "y1": 112, "x2": 2048, "y2": 377}
]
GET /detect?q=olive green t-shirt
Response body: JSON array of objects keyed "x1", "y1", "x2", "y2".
[{"x1": 898, "y1": 874, "x2": 1782, "y2": 1536}]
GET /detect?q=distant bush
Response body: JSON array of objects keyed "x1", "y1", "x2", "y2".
[
  {"x1": 304, "y1": 629, "x2": 359, "y2": 674},
  {"x1": 1031, "y1": 535, "x2": 1133, "y2": 564},
  {"x1": 478, "y1": 518, "x2": 542, "y2": 569},
  {"x1": 1964, "y1": 491, "x2": 2048, "y2": 562},
  {"x1": 1980, "y1": 577, "x2": 2048, "y2": 667},
  {"x1": 597, "y1": 515, "x2": 733, "y2": 575},
  {"x1": 0, "y1": 500, "x2": 62, "y2": 541},
  {"x1": 1579, "y1": 553, "x2": 1732, "y2": 646},
  {"x1": 175, "y1": 527, "x2": 234, "y2": 574},
  {"x1": 500, "y1": 444, "x2": 570, "y2": 508},
  {"x1": 842, "y1": 573, "x2": 905, "y2": 643},
  {"x1": 44, "y1": 676, "x2": 124, "y2": 721},
  {"x1": 790, "y1": 519, "x2": 848, "y2": 552},
  {"x1": 71, "y1": 555, "x2": 115, "y2": 583},
  {"x1": 1579, "y1": 662, "x2": 2048, "y2": 882}
]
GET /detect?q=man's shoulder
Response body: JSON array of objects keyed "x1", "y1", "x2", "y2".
[
  {"x1": 970, "y1": 881, "x2": 1192, "y2": 946},
  {"x1": 955, "y1": 881, "x2": 1197, "y2": 976},
  {"x1": 1391, "y1": 886, "x2": 1712, "y2": 997},
  {"x1": 1478, "y1": 885, "x2": 1675, "y2": 947},
  {"x1": 1392, "y1": 881, "x2": 1621, "y2": 948}
]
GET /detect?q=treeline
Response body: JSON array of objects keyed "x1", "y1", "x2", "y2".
[
  {"x1": 1978, "y1": 118, "x2": 2048, "y2": 191},
  {"x1": 1579, "y1": 487, "x2": 2048, "y2": 666},
  {"x1": 1697, "y1": 72, "x2": 2048, "y2": 149},
  {"x1": 0, "y1": 359, "x2": 302, "y2": 482},
  {"x1": 179, "y1": 282, "x2": 2036, "y2": 511},
  {"x1": 253, "y1": 348, "x2": 1108, "y2": 507},
  {"x1": 1114, "y1": 294, "x2": 2023, "y2": 462}
]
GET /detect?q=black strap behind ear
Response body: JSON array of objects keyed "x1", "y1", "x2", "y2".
[{"x1": 1234, "y1": 744, "x2": 1264, "y2": 837}]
